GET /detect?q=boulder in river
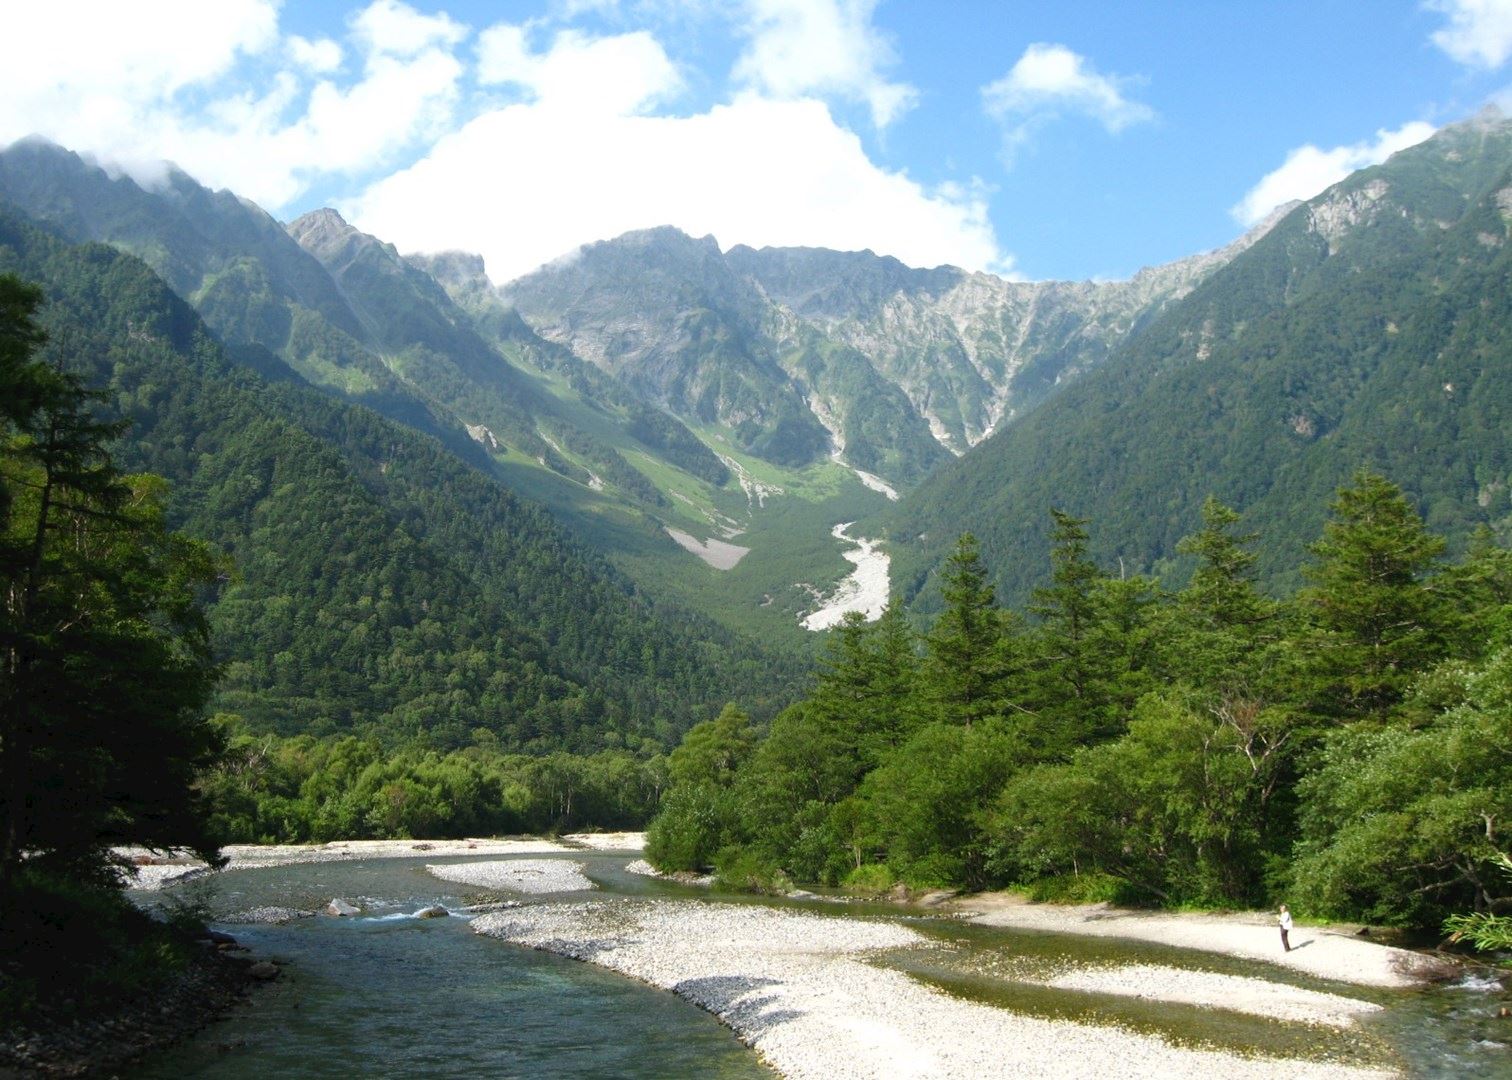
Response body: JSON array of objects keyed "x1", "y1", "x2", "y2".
[
  {"x1": 325, "y1": 898, "x2": 361, "y2": 917},
  {"x1": 246, "y1": 961, "x2": 280, "y2": 981},
  {"x1": 414, "y1": 905, "x2": 449, "y2": 919}
]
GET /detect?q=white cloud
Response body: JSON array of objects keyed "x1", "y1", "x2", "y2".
[
  {"x1": 289, "y1": 35, "x2": 345, "y2": 74},
  {"x1": 0, "y1": 0, "x2": 279, "y2": 147},
  {"x1": 0, "y1": 0, "x2": 465, "y2": 208},
  {"x1": 0, "y1": 0, "x2": 1001, "y2": 278},
  {"x1": 350, "y1": 0, "x2": 466, "y2": 58},
  {"x1": 347, "y1": 93, "x2": 1006, "y2": 284},
  {"x1": 1231, "y1": 121, "x2": 1437, "y2": 226},
  {"x1": 1426, "y1": 0, "x2": 1512, "y2": 68},
  {"x1": 732, "y1": 0, "x2": 916, "y2": 128},
  {"x1": 477, "y1": 24, "x2": 682, "y2": 114},
  {"x1": 982, "y1": 43, "x2": 1153, "y2": 140}
]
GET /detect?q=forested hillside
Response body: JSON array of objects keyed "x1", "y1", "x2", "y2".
[
  {"x1": 890, "y1": 114, "x2": 1512, "y2": 608},
  {"x1": 651, "y1": 483, "x2": 1512, "y2": 935},
  {"x1": 0, "y1": 210, "x2": 794, "y2": 752}
]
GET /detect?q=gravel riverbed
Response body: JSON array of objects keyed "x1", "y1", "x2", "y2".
[
  {"x1": 958, "y1": 896, "x2": 1420, "y2": 989},
  {"x1": 120, "y1": 838, "x2": 574, "y2": 890},
  {"x1": 427, "y1": 859, "x2": 595, "y2": 894},
  {"x1": 1041, "y1": 963, "x2": 1383, "y2": 1028},
  {"x1": 473, "y1": 899, "x2": 1395, "y2": 1080}
]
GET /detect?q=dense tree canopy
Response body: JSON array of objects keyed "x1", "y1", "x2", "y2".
[
  {"x1": 0, "y1": 274, "x2": 222, "y2": 895},
  {"x1": 650, "y1": 474, "x2": 1512, "y2": 935}
]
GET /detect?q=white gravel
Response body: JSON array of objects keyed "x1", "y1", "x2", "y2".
[
  {"x1": 121, "y1": 862, "x2": 216, "y2": 890},
  {"x1": 117, "y1": 837, "x2": 574, "y2": 888},
  {"x1": 801, "y1": 523, "x2": 889, "y2": 631},
  {"x1": 624, "y1": 859, "x2": 713, "y2": 886},
  {"x1": 426, "y1": 859, "x2": 595, "y2": 894},
  {"x1": 473, "y1": 899, "x2": 1393, "y2": 1080},
  {"x1": 1042, "y1": 964, "x2": 1383, "y2": 1028},
  {"x1": 561, "y1": 832, "x2": 645, "y2": 851},
  {"x1": 959, "y1": 896, "x2": 1420, "y2": 989}
]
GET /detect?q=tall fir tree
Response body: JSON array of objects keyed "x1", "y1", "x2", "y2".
[
  {"x1": 1298, "y1": 471, "x2": 1448, "y2": 721},
  {"x1": 923, "y1": 534, "x2": 1016, "y2": 728},
  {"x1": 0, "y1": 281, "x2": 222, "y2": 895}
]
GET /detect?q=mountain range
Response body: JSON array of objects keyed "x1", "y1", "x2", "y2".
[
  {"x1": 888, "y1": 110, "x2": 1512, "y2": 606},
  {"x1": 0, "y1": 135, "x2": 1268, "y2": 640},
  {"x1": 2, "y1": 113, "x2": 1509, "y2": 679}
]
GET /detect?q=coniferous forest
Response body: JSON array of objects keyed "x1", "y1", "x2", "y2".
[{"x1": 649, "y1": 484, "x2": 1512, "y2": 936}]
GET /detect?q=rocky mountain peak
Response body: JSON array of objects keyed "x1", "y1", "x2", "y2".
[
  {"x1": 407, "y1": 250, "x2": 490, "y2": 291},
  {"x1": 286, "y1": 207, "x2": 357, "y2": 249}
]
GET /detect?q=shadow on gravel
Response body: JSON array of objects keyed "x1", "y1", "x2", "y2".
[{"x1": 674, "y1": 976, "x2": 803, "y2": 1032}]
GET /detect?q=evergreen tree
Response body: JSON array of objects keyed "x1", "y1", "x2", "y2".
[
  {"x1": 1024, "y1": 510, "x2": 1146, "y2": 753},
  {"x1": 1166, "y1": 497, "x2": 1288, "y2": 698},
  {"x1": 923, "y1": 534, "x2": 1016, "y2": 728},
  {"x1": 0, "y1": 282, "x2": 223, "y2": 895},
  {"x1": 1298, "y1": 471, "x2": 1448, "y2": 720},
  {"x1": 808, "y1": 605, "x2": 920, "y2": 771}
]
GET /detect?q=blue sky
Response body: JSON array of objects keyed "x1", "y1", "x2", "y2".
[{"x1": 5, "y1": 1, "x2": 1512, "y2": 282}]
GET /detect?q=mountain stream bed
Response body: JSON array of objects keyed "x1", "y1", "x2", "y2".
[{"x1": 129, "y1": 853, "x2": 1509, "y2": 1078}]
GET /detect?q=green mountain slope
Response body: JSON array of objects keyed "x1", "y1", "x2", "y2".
[
  {"x1": 0, "y1": 138, "x2": 478, "y2": 460},
  {"x1": 889, "y1": 113, "x2": 1512, "y2": 607},
  {"x1": 0, "y1": 210, "x2": 795, "y2": 750},
  {"x1": 0, "y1": 136, "x2": 1264, "y2": 643}
]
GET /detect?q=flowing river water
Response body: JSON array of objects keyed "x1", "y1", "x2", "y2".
[{"x1": 129, "y1": 853, "x2": 1510, "y2": 1078}]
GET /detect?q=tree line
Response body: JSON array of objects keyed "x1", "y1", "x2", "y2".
[
  {"x1": 200, "y1": 718, "x2": 667, "y2": 842},
  {"x1": 648, "y1": 477, "x2": 1512, "y2": 936}
]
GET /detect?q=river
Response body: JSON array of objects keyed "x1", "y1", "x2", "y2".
[{"x1": 130, "y1": 852, "x2": 1510, "y2": 1078}]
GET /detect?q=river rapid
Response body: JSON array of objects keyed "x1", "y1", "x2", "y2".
[{"x1": 129, "y1": 852, "x2": 1510, "y2": 1079}]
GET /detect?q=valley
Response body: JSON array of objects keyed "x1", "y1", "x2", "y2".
[{"x1": 5, "y1": 68, "x2": 1512, "y2": 1080}]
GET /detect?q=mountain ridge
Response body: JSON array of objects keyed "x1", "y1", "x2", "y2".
[{"x1": 887, "y1": 113, "x2": 1512, "y2": 607}]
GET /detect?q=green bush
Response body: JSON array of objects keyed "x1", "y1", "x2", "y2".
[
  {"x1": 713, "y1": 847, "x2": 792, "y2": 895},
  {"x1": 645, "y1": 785, "x2": 731, "y2": 871},
  {"x1": 841, "y1": 864, "x2": 895, "y2": 894},
  {"x1": 1025, "y1": 873, "x2": 1130, "y2": 904}
]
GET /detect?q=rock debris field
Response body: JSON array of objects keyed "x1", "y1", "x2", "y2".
[
  {"x1": 427, "y1": 859, "x2": 595, "y2": 894},
  {"x1": 473, "y1": 899, "x2": 1395, "y2": 1080}
]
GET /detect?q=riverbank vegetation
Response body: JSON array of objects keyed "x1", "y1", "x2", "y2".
[
  {"x1": 648, "y1": 478, "x2": 1512, "y2": 938},
  {"x1": 0, "y1": 272, "x2": 226, "y2": 1026},
  {"x1": 200, "y1": 719, "x2": 667, "y2": 842}
]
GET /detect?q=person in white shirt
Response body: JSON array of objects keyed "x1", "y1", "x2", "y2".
[{"x1": 1278, "y1": 904, "x2": 1293, "y2": 952}]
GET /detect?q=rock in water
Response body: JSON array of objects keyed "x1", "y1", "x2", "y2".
[
  {"x1": 414, "y1": 905, "x2": 449, "y2": 919},
  {"x1": 325, "y1": 898, "x2": 361, "y2": 917},
  {"x1": 246, "y1": 962, "x2": 280, "y2": 981}
]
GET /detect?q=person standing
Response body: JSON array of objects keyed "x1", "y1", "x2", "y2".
[{"x1": 1279, "y1": 904, "x2": 1293, "y2": 952}]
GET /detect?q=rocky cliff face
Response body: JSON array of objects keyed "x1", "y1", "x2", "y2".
[
  {"x1": 730, "y1": 219, "x2": 1281, "y2": 455},
  {"x1": 500, "y1": 219, "x2": 1277, "y2": 480},
  {"x1": 501, "y1": 227, "x2": 833, "y2": 468}
]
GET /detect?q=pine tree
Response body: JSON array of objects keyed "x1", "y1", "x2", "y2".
[
  {"x1": 0, "y1": 284, "x2": 222, "y2": 894},
  {"x1": 1168, "y1": 497, "x2": 1280, "y2": 692},
  {"x1": 923, "y1": 534, "x2": 1015, "y2": 728},
  {"x1": 1298, "y1": 471, "x2": 1448, "y2": 721}
]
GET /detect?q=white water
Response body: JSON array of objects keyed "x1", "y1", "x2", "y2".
[{"x1": 800, "y1": 522, "x2": 890, "y2": 631}]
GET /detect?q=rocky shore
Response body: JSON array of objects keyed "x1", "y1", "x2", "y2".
[
  {"x1": 426, "y1": 858, "x2": 595, "y2": 894},
  {"x1": 0, "y1": 935, "x2": 273, "y2": 1077},
  {"x1": 1039, "y1": 964, "x2": 1383, "y2": 1028},
  {"x1": 954, "y1": 894, "x2": 1423, "y2": 989},
  {"x1": 473, "y1": 898, "x2": 1395, "y2": 1079},
  {"x1": 120, "y1": 837, "x2": 578, "y2": 890}
]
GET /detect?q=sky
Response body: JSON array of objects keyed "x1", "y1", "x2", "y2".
[{"x1": 4, "y1": 1, "x2": 1512, "y2": 284}]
